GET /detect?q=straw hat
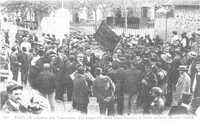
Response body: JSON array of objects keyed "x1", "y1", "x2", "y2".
[{"x1": 188, "y1": 51, "x2": 197, "y2": 58}]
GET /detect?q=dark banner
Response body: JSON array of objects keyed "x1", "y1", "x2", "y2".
[{"x1": 94, "y1": 21, "x2": 120, "y2": 52}]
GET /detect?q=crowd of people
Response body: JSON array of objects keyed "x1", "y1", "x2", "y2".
[{"x1": 1, "y1": 27, "x2": 200, "y2": 116}]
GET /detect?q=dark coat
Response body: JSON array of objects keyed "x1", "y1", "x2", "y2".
[
  {"x1": 93, "y1": 75, "x2": 115, "y2": 103},
  {"x1": 137, "y1": 71, "x2": 158, "y2": 107},
  {"x1": 0, "y1": 91, "x2": 8, "y2": 109},
  {"x1": 190, "y1": 59, "x2": 200, "y2": 89},
  {"x1": 10, "y1": 52, "x2": 20, "y2": 72},
  {"x1": 168, "y1": 60, "x2": 181, "y2": 91},
  {"x1": 18, "y1": 52, "x2": 29, "y2": 71},
  {"x1": 194, "y1": 75, "x2": 200, "y2": 98},
  {"x1": 63, "y1": 61, "x2": 76, "y2": 85},
  {"x1": 107, "y1": 68, "x2": 125, "y2": 96},
  {"x1": 51, "y1": 56, "x2": 64, "y2": 82},
  {"x1": 143, "y1": 71, "x2": 158, "y2": 91},
  {"x1": 29, "y1": 65, "x2": 40, "y2": 86},
  {"x1": 122, "y1": 67, "x2": 143, "y2": 95},
  {"x1": 29, "y1": 57, "x2": 45, "y2": 85},
  {"x1": 33, "y1": 71, "x2": 56, "y2": 95},
  {"x1": 72, "y1": 73, "x2": 90, "y2": 105}
]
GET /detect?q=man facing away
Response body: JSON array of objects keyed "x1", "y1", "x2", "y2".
[
  {"x1": 93, "y1": 67, "x2": 116, "y2": 115},
  {"x1": 72, "y1": 66, "x2": 91, "y2": 114},
  {"x1": 34, "y1": 63, "x2": 56, "y2": 112},
  {"x1": 10, "y1": 46, "x2": 21, "y2": 81},
  {"x1": 18, "y1": 47, "x2": 29, "y2": 86}
]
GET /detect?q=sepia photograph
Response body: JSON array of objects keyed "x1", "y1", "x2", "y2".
[{"x1": 0, "y1": 0, "x2": 200, "y2": 120}]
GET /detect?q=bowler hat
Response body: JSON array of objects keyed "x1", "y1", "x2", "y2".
[{"x1": 150, "y1": 87, "x2": 163, "y2": 96}]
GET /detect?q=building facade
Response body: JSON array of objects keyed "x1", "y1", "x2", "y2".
[{"x1": 155, "y1": 0, "x2": 200, "y2": 41}]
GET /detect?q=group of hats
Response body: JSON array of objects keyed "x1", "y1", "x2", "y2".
[{"x1": 161, "y1": 51, "x2": 198, "y2": 64}]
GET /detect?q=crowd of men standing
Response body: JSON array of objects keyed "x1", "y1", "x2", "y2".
[{"x1": 1, "y1": 29, "x2": 200, "y2": 116}]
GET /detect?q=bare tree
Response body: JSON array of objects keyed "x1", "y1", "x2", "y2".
[
  {"x1": 1, "y1": 0, "x2": 58, "y2": 25},
  {"x1": 83, "y1": 0, "x2": 116, "y2": 30}
]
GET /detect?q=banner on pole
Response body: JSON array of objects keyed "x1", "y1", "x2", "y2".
[{"x1": 94, "y1": 21, "x2": 120, "y2": 52}]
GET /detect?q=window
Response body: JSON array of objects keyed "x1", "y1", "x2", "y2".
[{"x1": 142, "y1": 7, "x2": 148, "y2": 18}]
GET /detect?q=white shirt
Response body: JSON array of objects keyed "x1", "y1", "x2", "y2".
[
  {"x1": 196, "y1": 106, "x2": 200, "y2": 115},
  {"x1": 181, "y1": 103, "x2": 190, "y2": 110},
  {"x1": 176, "y1": 72, "x2": 191, "y2": 94},
  {"x1": 31, "y1": 55, "x2": 40, "y2": 66},
  {"x1": 171, "y1": 35, "x2": 179, "y2": 44},
  {"x1": 181, "y1": 38, "x2": 187, "y2": 47}
]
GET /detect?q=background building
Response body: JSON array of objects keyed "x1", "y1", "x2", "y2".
[{"x1": 155, "y1": 0, "x2": 200, "y2": 41}]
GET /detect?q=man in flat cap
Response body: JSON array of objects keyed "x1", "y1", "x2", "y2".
[{"x1": 2, "y1": 81, "x2": 27, "y2": 113}]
